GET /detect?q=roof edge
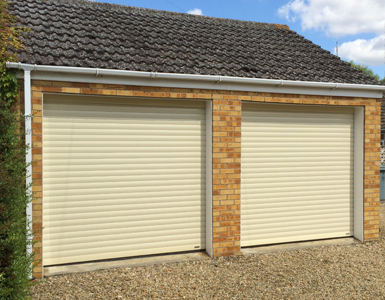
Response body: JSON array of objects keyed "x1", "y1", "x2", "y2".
[{"x1": 7, "y1": 62, "x2": 385, "y2": 98}]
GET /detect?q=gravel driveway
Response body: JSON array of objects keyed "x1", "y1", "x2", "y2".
[{"x1": 31, "y1": 203, "x2": 385, "y2": 299}]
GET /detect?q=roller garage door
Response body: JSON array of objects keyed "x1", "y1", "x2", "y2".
[
  {"x1": 43, "y1": 95, "x2": 206, "y2": 265},
  {"x1": 241, "y1": 103, "x2": 354, "y2": 247}
]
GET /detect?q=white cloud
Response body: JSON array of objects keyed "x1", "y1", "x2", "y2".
[
  {"x1": 187, "y1": 8, "x2": 203, "y2": 15},
  {"x1": 278, "y1": 0, "x2": 385, "y2": 37},
  {"x1": 339, "y1": 34, "x2": 384, "y2": 66}
]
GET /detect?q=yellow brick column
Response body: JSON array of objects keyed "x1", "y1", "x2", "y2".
[
  {"x1": 363, "y1": 98, "x2": 381, "y2": 240},
  {"x1": 30, "y1": 81, "x2": 44, "y2": 278},
  {"x1": 212, "y1": 97, "x2": 241, "y2": 256}
]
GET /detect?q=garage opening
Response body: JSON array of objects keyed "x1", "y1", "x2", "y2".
[
  {"x1": 43, "y1": 95, "x2": 207, "y2": 265},
  {"x1": 241, "y1": 103, "x2": 356, "y2": 247}
]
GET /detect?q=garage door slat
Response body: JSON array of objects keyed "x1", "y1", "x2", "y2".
[
  {"x1": 242, "y1": 227, "x2": 352, "y2": 246},
  {"x1": 243, "y1": 212, "x2": 352, "y2": 224},
  {"x1": 45, "y1": 211, "x2": 205, "y2": 228},
  {"x1": 45, "y1": 223, "x2": 206, "y2": 244},
  {"x1": 45, "y1": 216, "x2": 203, "y2": 233},
  {"x1": 45, "y1": 195, "x2": 205, "y2": 208},
  {"x1": 45, "y1": 201, "x2": 206, "y2": 215},
  {"x1": 43, "y1": 239, "x2": 206, "y2": 265},
  {"x1": 242, "y1": 199, "x2": 353, "y2": 209},
  {"x1": 242, "y1": 209, "x2": 352, "y2": 220},
  {"x1": 44, "y1": 233, "x2": 206, "y2": 254}
]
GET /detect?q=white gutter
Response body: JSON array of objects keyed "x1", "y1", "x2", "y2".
[
  {"x1": 6, "y1": 62, "x2": 385, "y2": 93},
  {"x1": 24, "y1": 67, "x2": 33, "y2": 254},
  {"x1": 9, "y1": 63, "x2": 35, "y2": 275}
]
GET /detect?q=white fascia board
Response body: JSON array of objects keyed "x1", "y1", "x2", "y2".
[
  {"x1": 7, "y1": 62, "x2": 385, "y2": 98},
  {"x1": 32, "y1": 72, "x2": 383, "y2": 98}
]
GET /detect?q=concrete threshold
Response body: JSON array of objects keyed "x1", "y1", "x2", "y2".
[
  {"x1": 44, "y1": 251, "x2": 210, "y2": 277},
  {"x1": 241, "y1": 237, "x2": 358, "y2": 256},
  {"x1": 44, "y1": 238, "x2": 358, "y2": 277}
]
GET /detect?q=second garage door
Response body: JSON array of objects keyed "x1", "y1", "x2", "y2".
[
  {"x1": 43, "y1": 95, "x2": 206, "y2": 265},
  {"x1": 241, "y1": 103, "x2": 354, "y2": 247}
]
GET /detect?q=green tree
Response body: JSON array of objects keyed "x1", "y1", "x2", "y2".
[
  {"x1": 349, "y1": 60, "x2": 384, "y2": 83},
  {"x1": 0, "y1": 0, "x2": 36, "y2": 299}
]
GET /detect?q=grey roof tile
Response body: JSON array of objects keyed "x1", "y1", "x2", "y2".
[{"x1": 7, "y1": 0, "x2": 381, "y2": 85}]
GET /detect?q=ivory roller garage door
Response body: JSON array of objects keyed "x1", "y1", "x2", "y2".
[
  {"x1": 43, "y1": 95, "x2": 206, "y2": 265},
  {"x1": 241, "y1": 103, "x2": 354, "y2": 247}
]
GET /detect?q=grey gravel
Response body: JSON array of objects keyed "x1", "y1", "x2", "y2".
[{"x1": 31, "y1": 203, "x2": 385, "y2": 299}]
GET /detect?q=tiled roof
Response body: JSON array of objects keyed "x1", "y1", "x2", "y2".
[{"x1": 8, "y1": 0, "x2": 381, "y2": 85}]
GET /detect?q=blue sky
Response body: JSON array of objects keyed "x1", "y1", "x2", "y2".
[{"x1": 91, "y1": 0, "x2": 385, "y2": 79}]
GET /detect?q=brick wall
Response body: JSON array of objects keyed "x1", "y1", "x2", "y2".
[
  {"x1": 212, "y1": 98, "x2": 241, "y2": 256},
  {"x1": 27, "y1": 80, "x2": 381, "y2": 278}
]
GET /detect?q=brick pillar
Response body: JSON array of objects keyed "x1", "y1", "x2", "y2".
[
  {"x1": 363, "y1": 99, "x2": 381, "y2": 240},
  {"x1": 31, "y1": 83, "x2": 43, "y2": 278},
  {"x1": 212, "y1": 97, "x2": 241, "y2": 256}
]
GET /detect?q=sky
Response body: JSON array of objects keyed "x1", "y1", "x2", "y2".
[{"x1": 90, "y1": 0, "x2": 385, "y2": 79}]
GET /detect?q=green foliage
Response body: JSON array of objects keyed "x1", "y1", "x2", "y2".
[
  {"x1": 0, "y1": 0, "x2": 29, "y2": 67},
  {"x1": 0, "y1": 0, "x2": 36, "y2": 299},
  {"x1": 0, "y1": 69, "x2": 35, "y2": 300},
  {"x1": 349, "y1": 60, "x2": 383, "y2": 82}
]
